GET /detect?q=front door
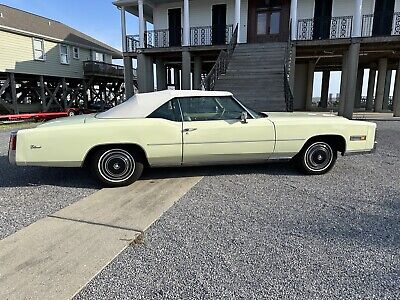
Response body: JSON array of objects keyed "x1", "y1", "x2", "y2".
[
  {"x1": 168, "y1": 8, "x2": 181, "y2": 47},
  {"x1": 313, "y1": 0, "x2": 332, "y2": 40},
  {"x1": 178, "y1": 96, "x2": 275, "y2": 164},
  {"x1": 372, "y1": 0, "x2": 395, "y2": 36},
  {"x1": 247, "y1": 0, "x2": 290, "y2": 43},
  {"x1": 212, "y1": 4, "x2": 227, "y2": 45}
]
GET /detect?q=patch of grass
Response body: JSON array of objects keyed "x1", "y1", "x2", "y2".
[{"x1": 0, "y1": 122, "x2": 38, "y2": 131}]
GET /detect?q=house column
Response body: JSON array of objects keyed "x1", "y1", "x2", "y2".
[
  {"x1": 183, "y1": 0, "x2": 190, "y2": 46},
  {"x1": 182, "y1": 50, "x2": 191, "y2": 89},
  {"x1": 352, "y1": 0, "x2": 363, "y2": 37},
  {"x1": 193, "y1": 56, "x2": 202, "y2": 89},
  {"x1": 156, "y1": 59, "x2": 167, "y2": 91},
  {"x1": 393, "y1": 61, "x2": 400, "y2": 117},
  {"x1": 137, "y1": 54, "x2": 147, "y2": 92},
  {"x1": 354, "y1": 68, "x2": 364, "y2": 109},
  {"x1": 338, "y1": 51, "x2": 349, "y2": 116},
  {"x1": 234, "y1": 0, "x2": 241, "y2": 42},
  {"x1": 120, "y1": 6, "x2": 127, "y2": 52},
  {"x1": 174, "y1": 68, "x2": 181, "y2": 90},
  {"x1": 138, "y1": 0, "x2": 145, "y2": 48},
  {"x1": 374, "y1": 58, "x2": 388, "y2": 112},
  {"x1": 366, "y1": 69, "x2": 376, "y2": 111},
  {"x1": 290, "y1": 0, "x2": 298, "y2": 40},
  {"x1": 343, "y1": 42, "x2": 360, "y2": 119},
  {"x1": 146, "y1": 55, "x2": 154, "y2": 92},
  {"x1": 123, "y1": 56, "x2": 135, "y2": 98},
  {"x1": 320, "y1": 70, "x2": 330, "y2": 109},
  {"x1": 305, "y1": 60, "x2": 315, "y2": 111},
  {"x1": 383, "y1": 70, "x2": 392, "y2": 110}
]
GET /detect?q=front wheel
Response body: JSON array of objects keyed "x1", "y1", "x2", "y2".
[
  {"x1": 91, "y1": 148, "x2": 144, "y2": 187},
  {"x1": 297, "y1": 141, "x2": 337, "y2": 175}
]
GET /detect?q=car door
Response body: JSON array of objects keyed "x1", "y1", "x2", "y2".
[
  {"x1": 145, "y1": 99, "x2": 183, "y2": 166},
  {"x1": 178, "y1": 96, "x2": 275, "y2": 165}
]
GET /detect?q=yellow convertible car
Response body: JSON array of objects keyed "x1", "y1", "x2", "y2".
[{"x1": 8, "y1": 90, "x2": 376, "y2": 187}]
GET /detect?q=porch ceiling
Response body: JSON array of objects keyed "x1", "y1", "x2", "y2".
[{"x1": 114, "y1": 0, "x2": 178, "y2": 23}]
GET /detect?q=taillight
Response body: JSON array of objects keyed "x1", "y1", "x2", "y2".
[{"x1": 9, "y1": 132, "x2": 17, "y2": 151}]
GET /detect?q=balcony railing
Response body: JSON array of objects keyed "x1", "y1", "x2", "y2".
[
  {"x1": 297, "y1": 16, "x2": 353, "y2": 40},
  {"x1": 83, "y1": 61, "x2": 124, "y2": 78},
  {"x1": 362, "y1": 12, "x2": 400, "y2": 37},
  {"x1": 126, "y1": 25, "x2": 234, "y2": 52},
  {"x1": 297, "y1": 12, "x2": 400, "y2": 41}
]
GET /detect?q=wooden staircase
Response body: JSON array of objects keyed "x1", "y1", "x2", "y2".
[{"x1": 214, "y1": 43, "x2": 288, "y2": 112}]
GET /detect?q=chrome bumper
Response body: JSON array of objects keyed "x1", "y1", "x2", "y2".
[{"x1": 343, "y1": 141, "x2": 377, "y2": 156}]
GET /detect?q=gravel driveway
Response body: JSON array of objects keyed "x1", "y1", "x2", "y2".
[{"x1": 75, "y1": 121, "x2": 400, "y2": 299}]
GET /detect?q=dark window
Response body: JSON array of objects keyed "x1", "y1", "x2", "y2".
[
  {"x1": 148, "y1": 100, "x2": 181, "y2": 121},
  {"x1": 178, "y1": 96, "x2": 246, "y2": 121}
]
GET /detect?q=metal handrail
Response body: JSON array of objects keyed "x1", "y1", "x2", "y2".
[
  {"x1": 284, "y1": 22, "x2": 294, "y2": 112},
  {"x1": 200, "y1": 25, "x2": 238, "y2": 90}
]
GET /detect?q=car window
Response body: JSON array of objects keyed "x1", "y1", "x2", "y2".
[
  {"x1": 178, "y1": 96, "x2": 246, "y2": 121},
  {"x1": 147, "y1": 99, "x2": 181, "y2": 121}
]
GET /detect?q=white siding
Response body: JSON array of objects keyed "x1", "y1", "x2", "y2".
[
  {"x1": 153, "y1": 0, "x2": 248, "y2": 43},
  {"x1": 298, "y1": 0, "x2": 399, "y2": 19},
  {"x1": 0, "y1": 30, "x2": 92, "y2": 78}
]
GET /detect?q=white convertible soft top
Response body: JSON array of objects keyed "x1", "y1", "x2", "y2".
[{"x1": 97, "y1": 90, "x2": 233, "y2": 119}]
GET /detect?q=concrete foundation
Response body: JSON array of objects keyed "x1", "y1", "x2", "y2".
[
  {"x1": 123, "y1": 56, "x2": 135, "y2": 98},
  {"x1": 338, "y1": 51, "x2": 349, "y2": 116},
  {"x1": 383, "y1": 70, "x2": 392, "y2": 110},
  {"x1": 156, "y1": 59, "x2": 167, "y2": 91},
  {"x1": 343, "y1": 42, "x2": 360, "y2": 119},
  {"x1": 366, "y1": 69, "x2": 376, "y2": 111},
  {"x1": 375, "y1": 58, "x2": 388, "y2": 112},
  {"x1": 354, "y1": 68, "x2": 364, "y2": 109},
  {"x1": 181, "y1": 50, "x2": 191, "y2": 90},
  {"x1": 320, "y1": 70, "x2": 330, "y2": 109}
]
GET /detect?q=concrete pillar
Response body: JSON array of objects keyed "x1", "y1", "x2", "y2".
[
  {"x1": 120, "y1": 6, "x2": 127, "y2": 52},
  {"x1": 183, "y1": 0, "x2": 190, "y2": 46},
  {"x1": 123, "y1": 56, "x2": 135, "y2": 98},
  {"x1": 290, "y1": 0, "x2": 298, "y2": 40},
  {"x1": 366, "y1": 69, "x2": 376, "y2": 111},
  {"x1": 193, "y1": 56, "x2": 202, "y2": 90},
  {"x1": 305, "y1": 60, "x2": 315, "y2": 111},
  {"x1": 383, "y1": 70, "x2": 392, "y2": 110},
  {"x1": 137, "y1": 54, "x2": 147, "y2": 92},
  {"x1": 156, "y1": 59, "x2": 167, "y2": 91},
  {"x1": 146, "y1": 55, "x2": 154, "y2": 92},
  {"x1": 138, "y1": 0, "x2": 145, "y2": 48},
  {"x1": 320, "y1": 70, "x2": 330, "y2": 109},
  {"x1": 343, "y1": 42, "x2": 360, "y2": 119},
  {"x1": 234, "y1": 0, "x2": 241, "y2": 42},
  {"x1": 393, "y1": 62, "x2": 400, "y2": 117},
  {"x1": 375, "y1": 58, "x2": 388, "y2": 112},
  {"x1": 352, "y1": 0, "x2": 363, "y2": 37},
  {"x1": 174, "y1": 68, "x2": 180, "y2": 90},
  {"x1": 338, "y1": 51, "x2": 349, "y2": 116},
  {"x1": 354, "y1": 68, "x2": 364, "y2": 109},
  {"x1": 181, "y1": 50, "x2": 191, "y2": 90}
]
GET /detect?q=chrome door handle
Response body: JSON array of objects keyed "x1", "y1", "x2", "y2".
[{"x1": 183, "y1": 128, "x2": 197, "y2": 133}]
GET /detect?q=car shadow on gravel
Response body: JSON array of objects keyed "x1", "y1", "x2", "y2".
[
  {"x1": 0, "y1": 154, "x2": 300, "y2": 188},
  {"x1": 0, "y1": 156, "x2": 100, "y2": 189}
]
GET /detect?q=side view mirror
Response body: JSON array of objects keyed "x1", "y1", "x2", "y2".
[{"x1": 241, "y1": 111, "x2": 248, "y2": 124}]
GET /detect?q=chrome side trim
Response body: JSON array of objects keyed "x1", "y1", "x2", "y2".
[{"x1": 147, "y1": 143, "x2": 182, "y2": 146}]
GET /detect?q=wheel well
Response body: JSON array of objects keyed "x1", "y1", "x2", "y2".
[
  {"x1": 303, "y1": 135, "x2": 346, "y2": 155},
  {"x1": 83, "y1": 143, "x2": 149, "y2": 168}
]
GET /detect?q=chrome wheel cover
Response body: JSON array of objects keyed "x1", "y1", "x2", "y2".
[
  {"x1": 304, "y1": 142, "x2": 333, "y2": 172},
  {"x1": 98, "y1": 149, "x2": 135, "y2": 183}
]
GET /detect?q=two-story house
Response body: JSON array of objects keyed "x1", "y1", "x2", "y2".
[
  {"x1": 116, "y1": 0, "x2": 400, "y2": 118},
  {"x1": 0, "y1": 4, "x2": 127, "y2": 114}
]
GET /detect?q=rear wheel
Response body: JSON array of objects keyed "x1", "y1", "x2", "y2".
[
  {"x1": 91, "y1": 148, "x2": 144, "y2": 187},
  {"x1": 297, "y1": 141, "x2": 337, "y2": 175}
]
